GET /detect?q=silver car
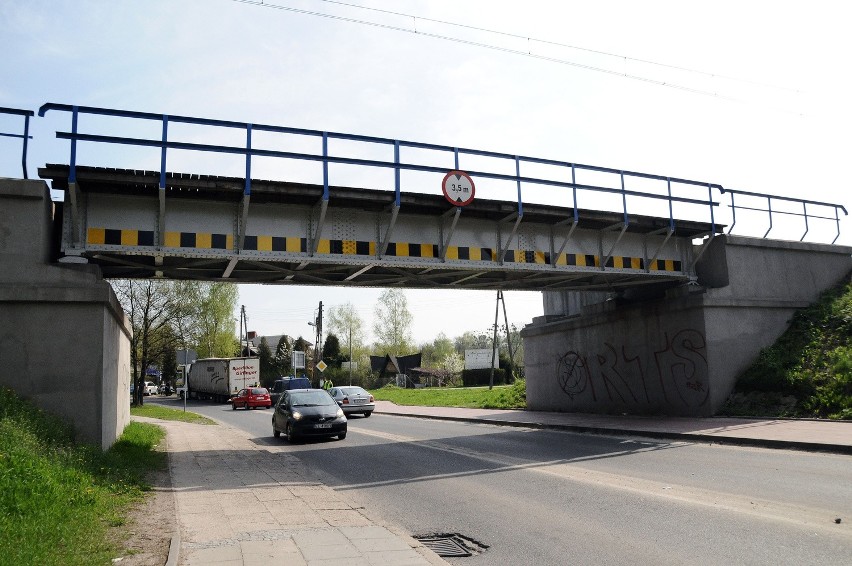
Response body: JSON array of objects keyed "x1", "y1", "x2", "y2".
[{"x1": 328, "y1": 386, "x2": 375, "y2": 417}]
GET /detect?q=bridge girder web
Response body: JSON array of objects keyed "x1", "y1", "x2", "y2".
[{"x1": 41, "y1": 165, "x2": 710, "y2": 293}]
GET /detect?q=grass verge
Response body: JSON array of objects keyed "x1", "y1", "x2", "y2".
[
  {"x1": 373, "y1": 379, "x2": 526, "y2": 409},
  {"x1": 131, "y1": 403, "x2": 217, "y2": 425},
  {"x1": 0, "y1": 387, "x2": 166, "y2": 566}
]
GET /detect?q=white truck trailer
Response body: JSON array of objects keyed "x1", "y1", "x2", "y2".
[{"x1": 185, "y1": 357, "x2": 260, "y2": 402}]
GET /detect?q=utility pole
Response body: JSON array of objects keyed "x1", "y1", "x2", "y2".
[
  {"x1": 489, "y1": 292, "x2": 500, "y2": 390},
  {"x1": 488, "y1": 290, "x2": 515, "y2": 389},
  {"x1": 240, "y1": 305, "x2": 248, "y2": 356},
  {"x1": 500, "y1": 291, "x2": 515, "y2": 378},
  {"x1": 312, "y1": 301, "x2": 323, "y2": 385}
]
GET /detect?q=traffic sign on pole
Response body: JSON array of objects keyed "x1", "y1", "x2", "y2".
[{"x1": 442, "y1": 170, "x2": 475, "y2": 206}]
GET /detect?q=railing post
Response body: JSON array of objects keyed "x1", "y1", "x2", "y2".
[
  {"x1": 515, "y1": 156, "x2": 523, "y2": 217},
  {"x1": 764, "y1": 196, "x2": 773, "y2": 238},
  {"x1": 157, "y1": 115, "x2": 170, "y2": 252},
  {"x1": 322, "y1": 131, "x2": 329, "y2": 200},
  {"x1": 707, "y1": 183, "x2": 715, "y2": 235},
  {"x1": 69, "y1": 106, "x2": 79, "y2": 184},
  {"x1": 244, "y1": 124, "x2": 252, "y2": 196},
  {"x1": 832, "y1": 207, "x2": 841, "y2": 245},
  {"x1": 666, "y1": 178, "x2": 674, "y2": 232},
  {"x1": 160, "y1": 116, "x2": 169, "y2": 190},
  {"x1": 394, "y1": 141, "x2": 401, "y2": 207},
  {"x1": 21, "y1": 113, "x2": 30, "y2": 179},
  {"x1": 571, "y1": 164, "x2": 578, "y2": 223},
  {"x1": 727, "y1": 192, "x2": 737, "y2": 234}
]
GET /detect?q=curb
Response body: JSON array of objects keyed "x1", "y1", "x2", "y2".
[
  {"x1": 165, "y1": 530, "x2": 180, "y2": 566},
  {"x1": 378, "y1": 410, "x2": 852, "y2": 456}
]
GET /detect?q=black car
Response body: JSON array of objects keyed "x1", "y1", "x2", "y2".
[
  {"x1": 268, "y1": 377, "x2": 313, "y2": 407},
  {"x1": 272, "y1": 389, "x2": 347, "y2": 442}
]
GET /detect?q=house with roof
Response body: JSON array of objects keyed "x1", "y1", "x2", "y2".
[{"x1": 370, "y1": 353, "x2": 422, "y2": 387}]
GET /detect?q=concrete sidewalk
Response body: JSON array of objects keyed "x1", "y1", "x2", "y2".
[
  {"x1": 142, "y1": 417, "x2": 448, "y2": 566},
  {"x1": 374, "y1": 401, "x2": 852, "y2": 454}
]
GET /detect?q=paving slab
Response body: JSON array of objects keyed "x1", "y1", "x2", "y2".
[{"x1": 131, "y1": 416, "x2": 447, "y2": 566}]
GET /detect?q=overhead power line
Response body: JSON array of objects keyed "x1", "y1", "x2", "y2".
[
  {"x1": 313, "y1": 0, "x2": 800, "y2": 94},
  {"x1": 230, "y1": 0, "x2": 804, "y2": 113}
]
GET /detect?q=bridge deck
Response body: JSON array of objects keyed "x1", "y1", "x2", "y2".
[{"x1": 40, "y1": 165, "x2": 717, "y2": 291}]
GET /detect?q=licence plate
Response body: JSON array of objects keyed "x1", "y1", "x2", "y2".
[
  {"x1": 353, "y1": 398, "x2": 366, "y2": 404},
  {"x1": 315, "y1": 423, "x2": 332, "y2": 429}
]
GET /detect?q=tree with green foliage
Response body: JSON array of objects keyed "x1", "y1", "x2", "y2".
[
  {"x1": 274, "y1": 335, "x2": 291, "y2": 376},
  {"x1": 323, "y1": 334, "x2": 342, "y2": 368},
  {"x1": 328, "y1": 302, "x2": 364, "y2": 355},
  {"x1": 258, "y1": 337, "x2": 276, "y2": 388},
  {"x1": 194, "y1": 282, "x2": 239, "y2": 358},
  {"x1": 113, "y1": 280, "x2": 185, "y2": 405},
  {"x1": 373, "y1": 289, "x2": 413, "y2": 355},
  {"x1": 160, "y1": 340, "x2": 178, "y2": 392},
  {"x1": 454, "y1": 330, "x2": 490, "y2": 352},
  {"x1": 427, "y1": 333, "x2": 455, "y2": 365}
]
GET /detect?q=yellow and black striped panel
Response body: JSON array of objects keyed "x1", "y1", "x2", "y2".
[
  {"x1": 242, "y1": 236, "x2": 305, "y2": 253},
  {"x1": 88, "y1": 228, "x2": 154, "y2": 247},
  {"x1": 86, "y1": 229, "x2": 682, "y2": 272},
  {"x1": 164, "y1": 232, "x2": 233, "y2": 250},
  {"x1": 87, "y1": 228, "x2": 233, "y2": 250}
]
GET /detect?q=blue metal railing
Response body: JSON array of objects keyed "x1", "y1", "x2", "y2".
[
  {"x1": 0, "y1": 107, "x2": 34, "y2": 179},
  {"x1": 32, "y1": 102, "x2": 850, "y2": 244},
  {"x1": 38, "y1": 103, "x2": 721, "y2": 234},
  {"x1": 721, "y1": 188, "x2": 848, "y2": 244}
]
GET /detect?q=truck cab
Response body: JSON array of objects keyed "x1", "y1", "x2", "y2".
[{"x1": 175, "y1": 364, "x2": 189, "y2": 399}]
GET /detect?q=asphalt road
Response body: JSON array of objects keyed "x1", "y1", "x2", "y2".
[{"x1": 150, "y1": 396, "x2": 852, "y2": 565}]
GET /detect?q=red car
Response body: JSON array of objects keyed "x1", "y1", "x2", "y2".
[{"x1": 231, "y1": 387, "x2": 272, "y2": 410}]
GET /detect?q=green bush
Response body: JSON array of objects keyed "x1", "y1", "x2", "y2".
[
  {"x1": 462, "y1": 368, "x2": 509, "y2": 387},
  {"x1": 722, "y1": 279, "x2": 852, "y2": 419}
]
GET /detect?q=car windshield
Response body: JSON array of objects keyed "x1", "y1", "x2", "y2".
[
  {"x1": 290, "y1": 391, "x2": 334, "y2": 407},
  {"x1": 251, "y1": 388, "x2": 266, "y2": 395},
  {"x1": 340, "y1": 387, "x2": 366, "y2": 396}
]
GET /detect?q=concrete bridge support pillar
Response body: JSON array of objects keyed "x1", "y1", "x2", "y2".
[
  {"x1": 523, "y1": 235, "x2": 852, "y2": 416},
  {"x1": 0, "y1": 178, "x2": 130, "y2": 449}
]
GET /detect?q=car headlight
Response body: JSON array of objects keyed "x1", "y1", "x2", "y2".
[
  {"x1": 336, "y1": 408, "x2": 345, "y2": 419},
  {"x1": 292, "y1": 411, "x2": 303, "y2": 421}
]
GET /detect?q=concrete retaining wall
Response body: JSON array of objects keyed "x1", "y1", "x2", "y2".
[
  {"x1": 524, "y1": 235, "x2": 852, "y2": 416},
  {"x1": 0, "y1": 178, "x2": 131, "y2": 449}
]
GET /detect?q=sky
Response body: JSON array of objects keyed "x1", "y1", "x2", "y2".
[{"x1": 2, "y1": 0, "x2": 850, "y2": 347}]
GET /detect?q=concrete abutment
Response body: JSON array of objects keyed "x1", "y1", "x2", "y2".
[
  {"x1": 0, "y1": 178, "x2": 130, "y2": 449},
  {"x1": 523, "y1": 235, "x2": 852, "y2": 416}
]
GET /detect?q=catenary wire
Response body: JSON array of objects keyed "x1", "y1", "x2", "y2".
[
  {"x1": 230, "y1": 0, "x2": 804, "y2": 115},
  {"x1": 311, "y1": 0, "x2": 800, "y2": 94}
]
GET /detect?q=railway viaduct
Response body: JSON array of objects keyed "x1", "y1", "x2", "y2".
[{"x1": 1, "y1": 104, "x2": 849, "y2": 447}]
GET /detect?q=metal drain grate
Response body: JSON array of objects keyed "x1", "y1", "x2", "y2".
[{"x1": 415, "y1": 533, "x2": 488, "y2": 558}]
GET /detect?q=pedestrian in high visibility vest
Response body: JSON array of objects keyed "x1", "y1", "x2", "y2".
[{"x1": 323, "y1": 378, "x2": 333, "y2": 391}]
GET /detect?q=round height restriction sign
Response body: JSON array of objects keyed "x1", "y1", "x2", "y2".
[{"x1": 442, "y1": 170, "x2": 476, "y2": 206}]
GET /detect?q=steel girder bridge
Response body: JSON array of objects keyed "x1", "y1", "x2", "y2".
[{"x1": 3, "y1": 104, "x2": 847, "y2": 291}]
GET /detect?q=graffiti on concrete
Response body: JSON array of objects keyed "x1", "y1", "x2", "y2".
[{"x1": 556, "y1": 329, "x2": 708, "y2": 408}]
